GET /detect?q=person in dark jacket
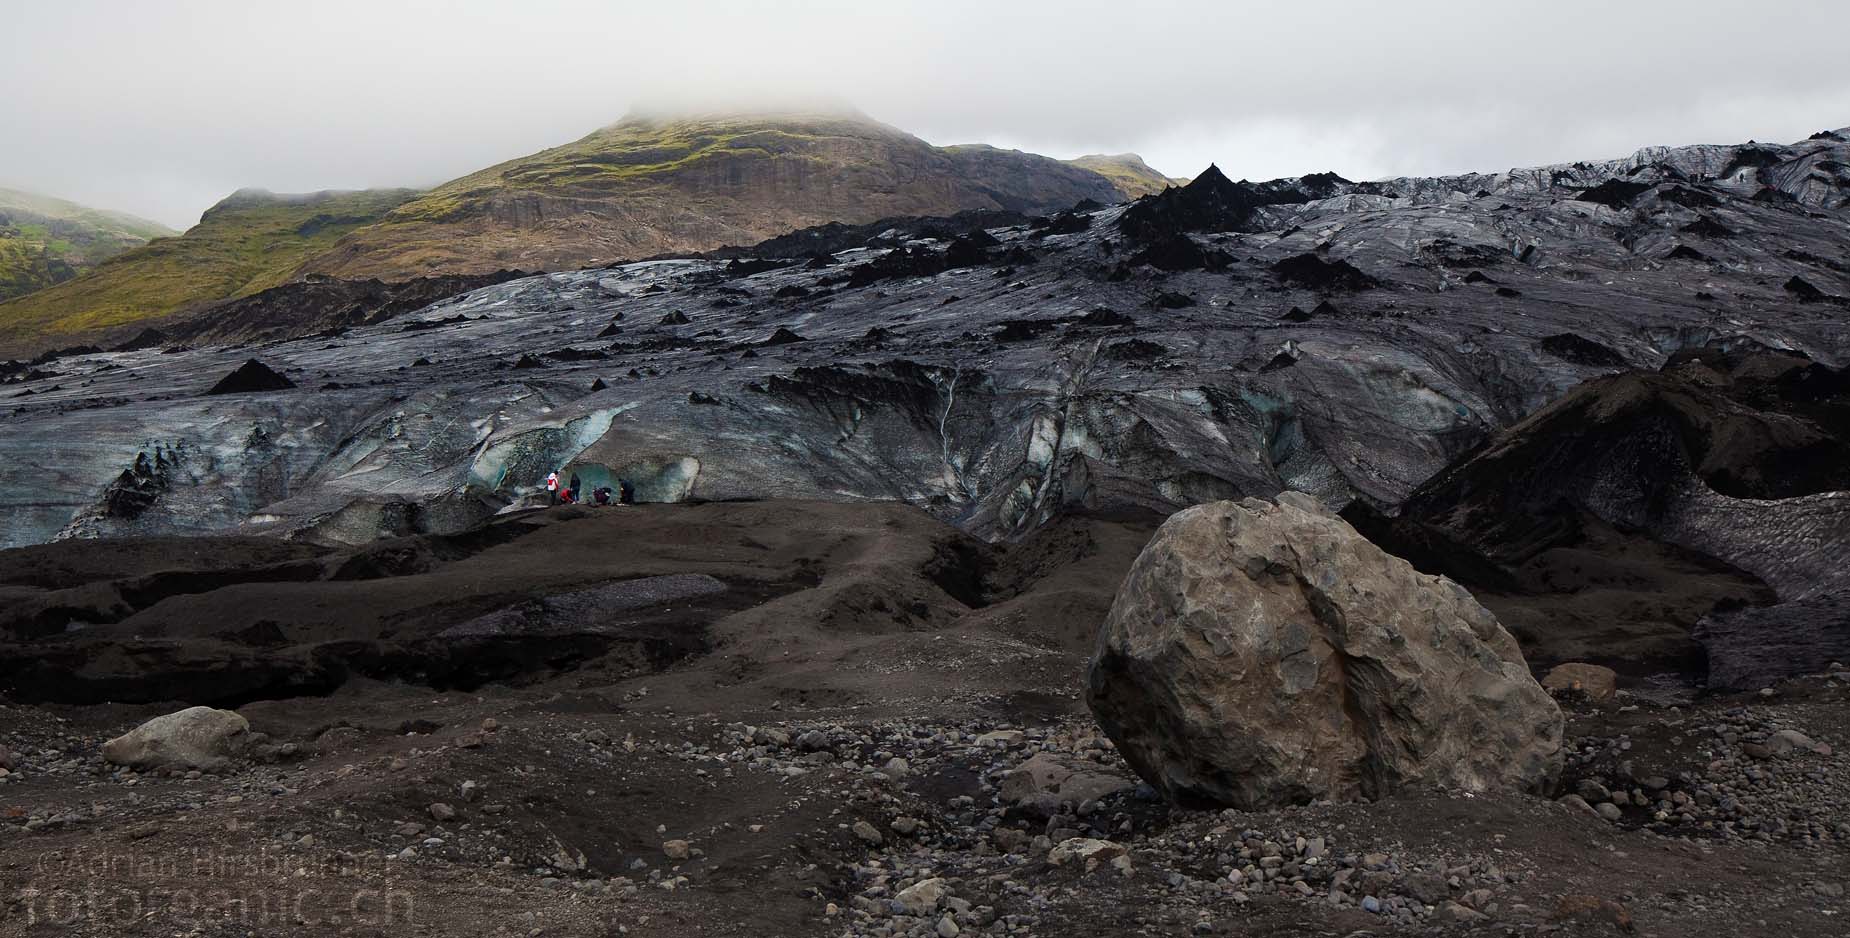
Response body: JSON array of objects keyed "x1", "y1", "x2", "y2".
[
  {"x1": 568, "y1": 473, "x2": 582, "y2": 503},
  {"x1": 593, "y1": 486, "x2": 613, "y2": 506}
]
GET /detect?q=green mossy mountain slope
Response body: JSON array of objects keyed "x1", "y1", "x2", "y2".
[
  {"x1": 0, "y1": 111, "x2": 1169, "y2": 354},
  {"x1": 0, "y1": 188, "x2": 175, "y2": 302},
  {"x1": 0, "y1": 188, "x2": 418, "y2": 351}
]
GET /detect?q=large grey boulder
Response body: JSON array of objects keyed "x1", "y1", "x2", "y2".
[
  {"x1": 102, "y1": 706, "x2": 252, "y2": 771},
  {"x1": 1086, "y1": 494, "x2": 1563, "y2": 809}
]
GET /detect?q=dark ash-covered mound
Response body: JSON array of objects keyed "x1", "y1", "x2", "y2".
[
  {"x1": 1538, "y1": 333, "x2": 1627, "y2": 367},
  {"x1": 207, "y1": 359, "x2": 296, "y2": 395},
  {"x1": 0, "y1": 501, "x2": 995, "y2": 706},
  {"x1": 714, "y1": 209, "x2": 1028, "y2": 261},
  {"x1": 179, "y1": 271, "x2": 525, "y2": 346},
  {"x1": 1346, "y1": 349, "x2": 1850, "y2": 681},
  {"x1": 1270, "y1": 253, "x2": 1379, "y2": 291},
  {"x1": 1118, "y1": 165, "x2": 1348, "y2": 243}
]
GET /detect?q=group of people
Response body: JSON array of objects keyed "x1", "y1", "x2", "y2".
[{"x1": 544, "y1": 470, "x2": 631, "y2": 507}]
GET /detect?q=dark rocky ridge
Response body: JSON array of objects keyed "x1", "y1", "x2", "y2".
[{"x1": 173, "y1": 270, "x2": 528, "y2": 347}]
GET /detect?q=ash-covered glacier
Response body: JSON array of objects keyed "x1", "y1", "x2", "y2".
[{"x1": 3, "y1": 126, "x2": 1848, "y2": 554}]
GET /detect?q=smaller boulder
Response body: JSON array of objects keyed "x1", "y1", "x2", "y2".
[
  {"x1": 975, "y1": 729, "x2": 1024, "y2": 748},
  {"x1": 1047, "y1": 838, "x2": 1126, "y2": 868},
  {"x1": 1768, "y1": 728, "x2": 1822, "y2": 757},
  {"x1": 998, "y1": 753, "x2": 1135, "y2": 812},
  {"x1": 1542, "y1": 663, "x2": 1618, "y2": 703},
  {"x1": 1440, "y1": 901, "x2": 1489, "y2": 924},
  {"x1": 102, "y1": 707, "x2": 251, "y2": 771},
  {"x1": 893, "y1": 877, "x2": 948, "y2": 915}
]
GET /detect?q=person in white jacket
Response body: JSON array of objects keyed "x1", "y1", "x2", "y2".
[{"x1": 544, "y1": 470, "x2": 560, "y2": 505}]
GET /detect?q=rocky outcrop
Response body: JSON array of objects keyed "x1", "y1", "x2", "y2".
[
  {"x1": 102, "y1": 706, "x2": 252, "y2": 771},
  {"x1": 1087, "y1": 494, "x2": 1564, "y2": 809}
]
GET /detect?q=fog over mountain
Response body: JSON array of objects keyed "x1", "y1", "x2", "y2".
[{"x1": 5, "y1": 0, "x2": 1847, "y2": 228}]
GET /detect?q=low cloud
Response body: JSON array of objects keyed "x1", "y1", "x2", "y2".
[{"x1": 5, "y1": 0, "x2": 1847, "y2": 228}]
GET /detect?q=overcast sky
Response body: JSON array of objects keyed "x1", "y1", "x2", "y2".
[{"x1": 5, "y1": 0, "x2": 1848, "y2": 230}]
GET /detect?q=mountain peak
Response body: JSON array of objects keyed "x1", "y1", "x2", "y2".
[
  {"x1": 300, "y1": 111, "x2": 1120, "y2": 280},
  {"x1": 1067, "y1": 153, "x2": 1179, "y2": 199},
  {"x1": 196, "y1": 188, "x2": 425, "y2": 234},
  {"x1": 1191, "y1": 164, "x2": 1231, "y2": 187}
]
